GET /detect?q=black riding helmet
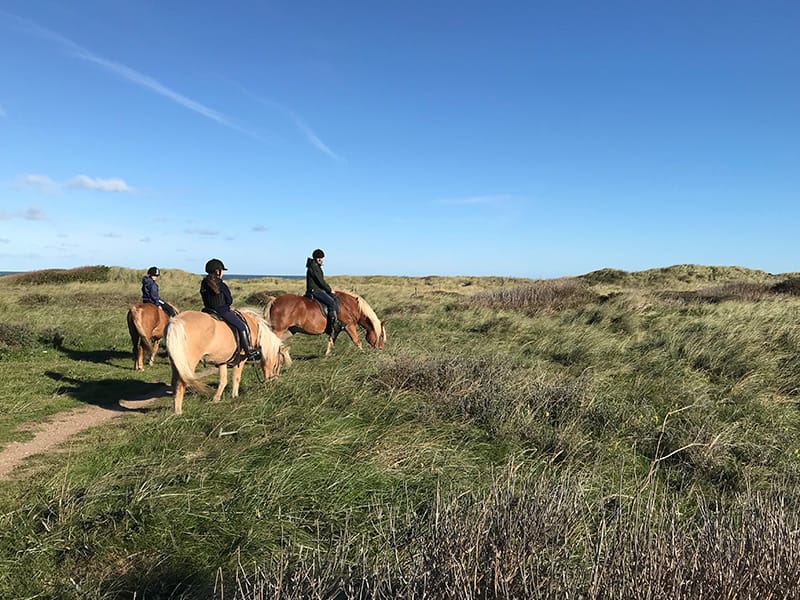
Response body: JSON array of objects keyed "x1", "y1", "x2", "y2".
[
  {"x1": 147, "y1": 266, "x2": 160, "y2": 276},
  {"x1": 205, "y1": 258, "x2": 227, "y2": 273},
  {"x1": 312, "y1": 249, "x2": 325, "y2": 259}
]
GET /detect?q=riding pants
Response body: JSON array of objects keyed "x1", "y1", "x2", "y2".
[{"x1": 311, "y1": 289, "x2": 339, "y2": 315}]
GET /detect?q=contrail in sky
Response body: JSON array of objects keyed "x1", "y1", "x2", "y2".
[
  {"x1": 227, "y1": 78, "x2": 344, "y2": 161},
  {"x1": 0, "y1": 9, "x2": 259, "y2": 139}
]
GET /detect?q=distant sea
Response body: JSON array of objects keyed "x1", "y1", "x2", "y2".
[{"x1": 225, "y1": 274, "x2": 303, "y2": 281}]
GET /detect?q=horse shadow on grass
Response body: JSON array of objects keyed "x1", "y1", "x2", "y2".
[
  {"x1": 56, "y1": 344, "x2": 132, "y2": 368},
  {"x1": 45, "y1": 371, "x2": 169, "y2": 413}
]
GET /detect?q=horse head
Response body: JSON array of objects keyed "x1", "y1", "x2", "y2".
[
  {"x1": 365, "y1": 320, "x2": 386, "y2": 349},
  {"x1": 351, "y1": 293, "x2": 385, "y2": 350}
]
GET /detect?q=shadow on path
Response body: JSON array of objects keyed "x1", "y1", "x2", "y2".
[{"x1": 45, "y1": 371, "x2": 169, "y2": 413}]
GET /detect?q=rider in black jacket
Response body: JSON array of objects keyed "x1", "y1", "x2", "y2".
[
  {"x1": 200, "y1": 258, "x2": 260, "y2": 361},
  {"x1": 305, "y1": 248, "x2": 343, "y2": 334}
]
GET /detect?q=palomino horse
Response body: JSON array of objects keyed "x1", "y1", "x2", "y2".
[
  {"x1": 265, "y1": 290, "x2": 386, "y2": 356},
  {"x1": 127, "y1": 303, "x2": 178, "y2": 370},
  {"x1": 165, "y1": 308, "x2": 290, "y2": 415}
]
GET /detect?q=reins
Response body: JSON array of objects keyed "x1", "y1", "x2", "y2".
[{"x1": 249, "y1": 357, "x2": 265, "y2": 384}]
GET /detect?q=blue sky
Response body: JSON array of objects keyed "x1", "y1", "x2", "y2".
[{"x1": 1, "y1": 1, "x2": 798, "y2": 278}]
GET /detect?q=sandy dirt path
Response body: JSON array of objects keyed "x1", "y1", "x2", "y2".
[{"x1": 0, "y1": 384, "x2": 171, "y2": 480}]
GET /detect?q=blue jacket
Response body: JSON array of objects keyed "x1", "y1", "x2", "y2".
[{"x1": 142, "y1": 276, "x2": 164, "y2": 306}]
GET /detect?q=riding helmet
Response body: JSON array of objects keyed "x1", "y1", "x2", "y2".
[
  {"x1": 147, "y1": 266, "x2": 160, "y2": 276},
  {"x1": 312, "y1": 249, "x2": 325, "y2": 259},
  {"x1": 205, "y1": 258, "x2": 227, "y2": 273}
]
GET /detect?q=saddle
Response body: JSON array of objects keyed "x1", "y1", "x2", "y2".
[
  {"x1": 304, "y1": 293, "x2": 343, "y2": 335},
  {"x1": 304, "y1": 292, "x2": 330, "y2": 318},
  {"x1": 202, "y1": 308, "x2": 254, "y2": 366}
]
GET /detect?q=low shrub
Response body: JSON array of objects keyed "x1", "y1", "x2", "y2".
[
  {"x1": 661, "y1": 282, "x2": 773, "y2": 304},
  {"x1": 18, "y1": 293, "x2": 54, "y2": 306},
  {"x1": 773, "y1": 277, "x2": 800, "y2": 296},
  {"x1": 0, "y1": 321, "x2": 38, "y2": 349},
  {"x1": 4, "y1": 265, "x2": 112, "y2": 285}
]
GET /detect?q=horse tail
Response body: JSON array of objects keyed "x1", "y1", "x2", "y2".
[
  {"x1": 165, "y1": 317, "x2": 211, "y2": 395},
  {"x1": 126, "y1": 307, "x2": 139, "y2": 347},
  {"x1": 263, "y1": 296, "x2": 277, "y2": 327},
  {"x1": 129, "y1": 305, "x2": 155, "y2": 355}
]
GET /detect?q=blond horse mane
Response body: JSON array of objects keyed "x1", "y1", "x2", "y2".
[
  {"x1": 240, "y1": 307, "x2": 292, "y2": 372},
  {"x1": 335, "y1": 289, "x2": 384, "y2": 340}
]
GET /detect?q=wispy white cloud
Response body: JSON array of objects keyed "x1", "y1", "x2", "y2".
[
  {"x1": 15, "y1": 174, "x2": 59, "y2": 192},
  {"x1": 1, "y1": 10, "x2": 259, "y2": 139},
  {"x1": 68, "y1": 175, "x2": 131, "y2": 192},
  {"x1": 252, "y1": 225, "x2": 269, "y2": 232},
  {"x1": 439, "y1": 194, "x2": 520, "y2": 206},
  {"x1": 185, "y1": 228, "x2": 220, "y2": 236},
  {"x1": 0, "y1": 104, "x2": 6, "y2": 117},
  {"x1": 24, "y1": 208, "x2": 47, "y2": 220},
  {"x1": 15, "y1": 173, "x2": 132, "y2": 193},
  {"x1": 229, "y1": 79, "x2": 343, "y2": 161},
  {"x1": 0, "y1": 207, "x2": 48, "y2": 221}
]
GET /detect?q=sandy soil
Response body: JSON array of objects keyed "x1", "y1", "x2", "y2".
[{"x1": 0, "y1": 384, "x2": 171, "y2": 480}]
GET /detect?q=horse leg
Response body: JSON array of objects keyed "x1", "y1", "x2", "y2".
[
  {"x1": 231, "y1": 362, "x2": 245, "y2": 397},
  {"x1": 213, "y1": 364, "x2": 229, "y2": 403},
  {"x1": 342, "y1": 324, "x2": 363, "y2": 350},
  {"x1": 149, "y1": 339, "x2": 160, "y2": 366},
  {"x1": 134, "y1": 341, "x2": 145, "y2": 371},
  {"x1": 172, "y1": 368, "x2": 186, "y2": 415}
]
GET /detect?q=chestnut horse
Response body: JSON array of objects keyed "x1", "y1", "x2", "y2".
[
  {"x1": 265, "y1": 290, "x2": 386, "y2": 356},
  {"x1": 127, "y1": 303, "x2": 178, "y2": 370},
  {"x1": 165, "y1": 308, "x2": 291, "y2": 415}
]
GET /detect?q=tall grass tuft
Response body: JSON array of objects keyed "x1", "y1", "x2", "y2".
[
  {"x1": 211, "y1": 468, "x2": 800, "y2": 600},
  {"x1": 469, "y1": 279, "x2": 596, "y2": 313}
]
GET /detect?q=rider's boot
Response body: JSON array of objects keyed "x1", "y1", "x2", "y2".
[
  {"x1": 333, "y1": 311, "x2": 345, "y2": 333},
  {"x1": 239, "y1": 331, "x2": 261, "y2": 361},
  {"x1": 325, "y1": 311, "x2": 335, "y2": 336}
]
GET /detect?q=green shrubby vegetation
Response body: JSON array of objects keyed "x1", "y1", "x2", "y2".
[{"x1": 1, "y1": 264, "x2": 800, "y2": 598}]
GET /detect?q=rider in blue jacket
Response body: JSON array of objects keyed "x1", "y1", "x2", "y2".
[{"x1": 141, "y1": 266, "x2": 177, "y2": 317}]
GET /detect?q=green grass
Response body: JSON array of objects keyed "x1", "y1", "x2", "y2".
[{"x1": 2, "y1": 265, "x2": 800, "y2": 598}]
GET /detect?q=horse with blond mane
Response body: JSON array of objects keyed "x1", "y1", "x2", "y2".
[
  {"x1": 126, "y1": 303, "x2": 179, "y2": 370},
  {"x1": 165, "y1": 308, "x2": 290, "y2": 415},
  {"x1": 265, "y1": 290, "x2": 386, "y2": 356}
]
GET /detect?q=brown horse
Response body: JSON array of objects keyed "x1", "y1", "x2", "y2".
[
  {"x1": 127, "y1": 303, "x2": 178, "y2": 370},
  {"x1": 265, "y1": 290, "x2": 386, "y2": 356},
  {"x1": 165, "y1": 308, "x2": 291, "y2": 415}
]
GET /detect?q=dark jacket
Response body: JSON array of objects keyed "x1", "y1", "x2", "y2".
[
  {"x1": 306, "y1": 257, "x2": 332, "y2": 295},
  {"x1": 201, "y1": 275, "x2": 233, "y2": 314},
  {"x1": 142, "y1": 276, "x2": 163, "y2": 305}
]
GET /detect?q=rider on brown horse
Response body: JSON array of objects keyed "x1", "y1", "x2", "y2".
[
  {"x1": 142, "y1": 266, "x2": 177, "y2": 317},
  {"x1": 200, "y1": 258, "x2": 261, "y2": 361},
  {"x1": 306, "y1": 248, "x2": 344, "y2": 335}
]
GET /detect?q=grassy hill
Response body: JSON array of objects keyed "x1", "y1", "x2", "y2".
[{"x1": 1, "y1": 264, "x2": 800, "y2": 598}]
